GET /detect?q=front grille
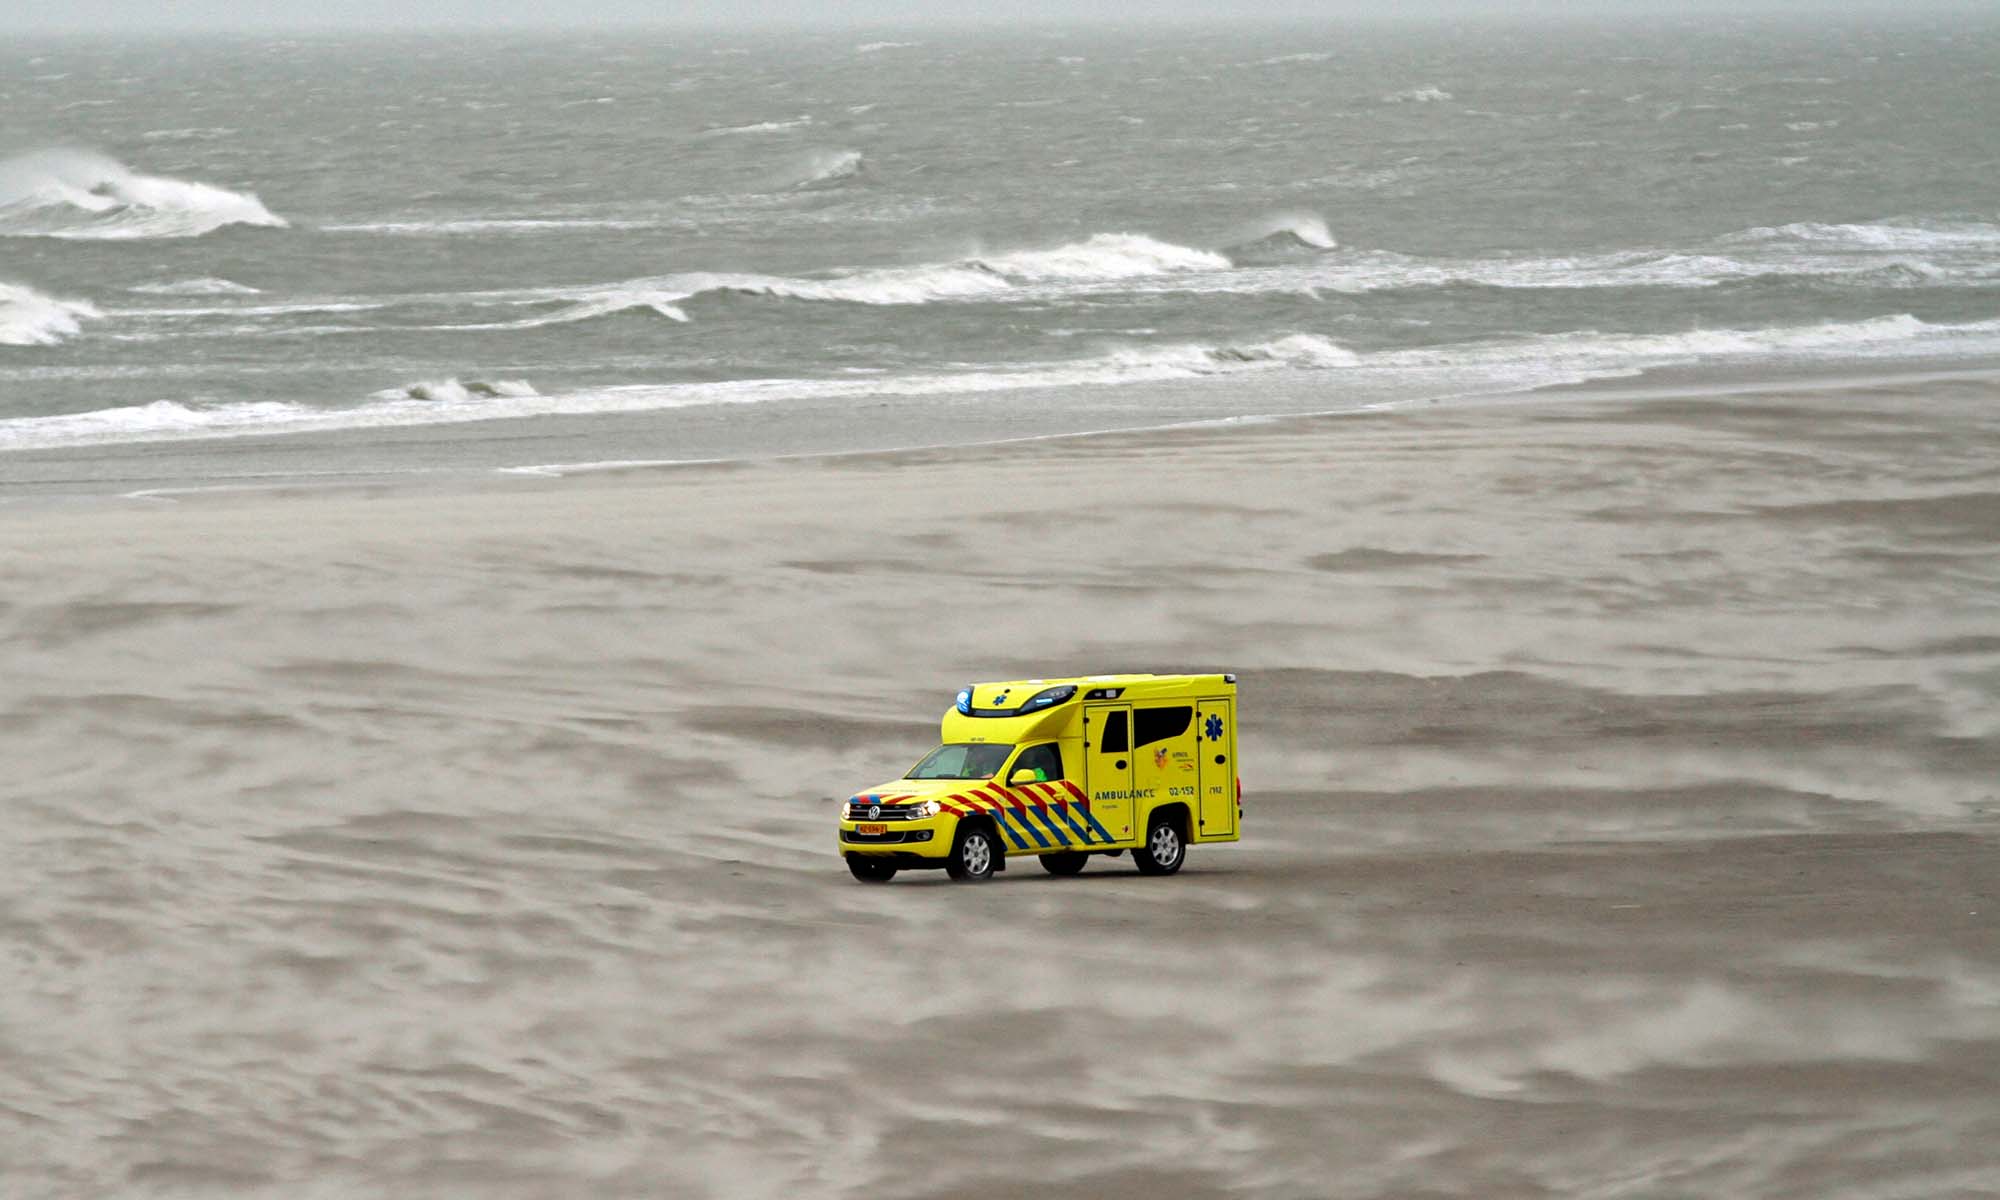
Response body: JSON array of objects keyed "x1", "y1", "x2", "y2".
[
  {"x1": 843, "y1": 829, "x2": 934, "y2": 845},
  {"x1": 843, "y1": 802, "x2": 929, "y2": 820}
]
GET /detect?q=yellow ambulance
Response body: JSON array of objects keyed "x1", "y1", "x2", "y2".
[{"x1": 837, "y1": 674, "x2": 1240, "y2": 882}]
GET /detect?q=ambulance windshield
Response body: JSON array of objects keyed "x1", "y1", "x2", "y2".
[{"x1": 906, "y1": 743, "x2": 1014, "y2": 780}]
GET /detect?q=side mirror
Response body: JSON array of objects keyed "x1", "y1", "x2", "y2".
[{"x1": 1008, "y1": 768, "x2": 1039, "y2": 786}]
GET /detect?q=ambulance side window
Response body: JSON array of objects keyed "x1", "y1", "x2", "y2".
[
  {"x1": 1012, "y1": 743, "x2": 1063, "y2": 782},
  {"x1": 1133, "y1": 706, "x2": 1192, "y2": 748},
  {"x1": 1098, "y1": 711, "x2": 1129, "y2": 753}
]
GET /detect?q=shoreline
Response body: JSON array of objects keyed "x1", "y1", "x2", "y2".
[{"x1": 7, "y1": 353, "x2": 2000, "y2": 511}]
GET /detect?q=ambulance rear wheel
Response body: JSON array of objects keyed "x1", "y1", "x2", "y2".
[
  {"x1": 1133, "y1": 811, "x2": 1187, "y2": 876},
  {"x1": 846, "y1": 856, "x2": 897, "y2": 883},
  {"x1": 1039, "y1": 851, "x2": 1088, "y2": 877},
  {"x1": 945, "y1": 826, "x2": 998, "y2": 882}
]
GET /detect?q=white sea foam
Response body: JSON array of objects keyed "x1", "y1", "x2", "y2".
[
  {"x1": 8, "y1": 314, "x2": 1999, "y2": 454},
  {"x1": 1101, "y1": 334, "x2": 1360, "y2": 374},
  {"x1": 966, "y1": 233, "x2": 1231, "y2": 281},
  {"x1": 1373, "y1": 313, "x2": 2000, "y2": 373},
  {"x1": 373, "y1": 378, "x2": 540, "y2": 403},
  {"x1": 791, "y1": 149, "x2": 865, "y2": 188},
  {"x1": 855, "y1": 41, "x2": 920, "y2": 53},
  {"x1": 441, "y1": 288, "x2": 690, "y2": 331},
  {"x1": 1727, "y1": 219, "x2": 2000, "y2": 252},
  {"x1": 1089, "y1": 239, "x2": 1998, "y2": 300},
  {"x1": 700, "y1": 115, "x2": 813, "y2": 137},
  {"x1": 447, "y1": 233, "x2": 1233, "y2": 329},
  {"x1": 1384, "y1": 87, "x2": 1454, "y2": 104},
  {"x1": 138, "y1": 127, "x2": 237, "y2": 143},
  {"x1": 4, "y1": 398, "x2": 310, "y2": 444},
  {"x1": 112, "y1": 299, "x2": 385, "y2": 319},
  {"x1": 0, "y1": 336, "x2": 1349, "y2": 451},
  {"x1": 678, "y1": 267, "x2": 1010, "y2": 305},
  {"x1": 449, "y1": 226, "x2": 1985, "y2": 336},
  {"x1": 0, "y1": 282, "x2": 102, "y2": 346},
  {"x1": 129, "y1": 277, "x2": 262, "y2": 296},
  {"x1": 322, "y1": 217, "x2": 661, "y2": 235},
  {"x1": 0, "y1": 148, "x2": 286, "y2": 240},
  {"x1": 1310, "y1": 250, "x2": 1775, "y2": 292}
]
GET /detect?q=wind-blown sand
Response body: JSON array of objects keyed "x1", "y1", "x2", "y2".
[{"x1": 4, "y1": 372, "x2": 1998, "y2": 1198}]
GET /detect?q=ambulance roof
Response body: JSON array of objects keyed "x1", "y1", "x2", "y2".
[
  {"x1": 936, "y1": 672, "x2": 1232, "y2": 736},
  {"x1": 963, "y1": 674, "x2": 1232, "y2": 702}
]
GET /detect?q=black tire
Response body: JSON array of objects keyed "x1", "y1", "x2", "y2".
[
  {"x1": 846, "y1": 855, "x2": 897, "y2": 883},
  {"x1": 1133, "y1": 810, "x2": 1187, "y2": 876},
  {"x1": 944, "y1": 824, "x2": 999, "y2": 882},
  {"x1": 1039, "y1": 850, "x2": 1088, "y2": 877}
]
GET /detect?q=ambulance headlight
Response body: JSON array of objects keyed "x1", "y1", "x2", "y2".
[
  {"x1": 914, "y1": 800, "x2": 941, "y2": 818},
  {"x1": 1020, "y1": 685, "x2": 1077, "y2": 712}
]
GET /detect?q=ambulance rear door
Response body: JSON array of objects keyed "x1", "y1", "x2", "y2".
[
  {"x1": 1082, "y1": 704, "x2": 1135, "y2": 844},
  {"x1": 1196, "y1": 697, "x2": 1236, "y2": 838}
]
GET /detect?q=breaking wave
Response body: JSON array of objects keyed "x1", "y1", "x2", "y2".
[
  {"x1": 1725, "y1": 219, "x2": 2000, "y2": 252},
  {"x1": 0, "y1": 149, "x2": 286, "y2": 240},
  {"x1": 664, "y1": 267, "x2": 1008, "y2": 306},
  {"x1": 1384, "y1": 87, "x2": 1453, "y2": 104},
  {"x1": 374, "y1": 378, "x2": 540, "y2": 403},
  {"x1": 0, "y1": 282, "x2": 101, "y2": 347},
  {"x1": 1226, "y1": 212, "x2": 1338, "y2": 262},
  {"x1": 1106, "y1": 334, "x2": 1360, "y2": 373},
  {"x1": 129, "y1": 277, "x2": 261, "y2": 296},
  {"x1": 0, "y1": 336, "x2": 1354, "y2": 451},
  {"x1": 1370, "y1": 313, "x2": 2000, "y2": 373},
  {"x1": 1115, "y1": 241, "x2": 2000, "y2": 298},
  {"x1": 8, "y1": 313, "x2": 2000, "y2": 453},
  {"x1": 700, "y1": 115, "x2": 813, "y2": 137},
  {"x1": 441, "y1": 288, "x2": 691, "y2": 331},
  {"x1": 450, "y1": 234, "x2": 1233, "y2": 329},
  {"x1": 791, "y1": 149, "x2": 865, "y2": 189},
  {"x1": 138, "y1": 127, "x2": 236, "y2": 144},
  {"x1": 322, "y1": 217, "x2": 661, "y2": 236},
  {"x1": 967, "y1": 233, "x2": 1230, "y2": 280}
]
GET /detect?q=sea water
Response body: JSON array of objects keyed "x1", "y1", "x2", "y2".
[{"x1": 1, "y1": 16, "x2": 1997, "y2": 493}]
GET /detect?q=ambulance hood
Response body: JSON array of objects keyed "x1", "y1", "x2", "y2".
[{"x1": 847, "y1": 777, "x2": 979, "y2": 804}]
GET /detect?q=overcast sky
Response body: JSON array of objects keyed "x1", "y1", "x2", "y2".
[{"x1": 3, "y1": 0, "x2": 1985, "y2": 34}]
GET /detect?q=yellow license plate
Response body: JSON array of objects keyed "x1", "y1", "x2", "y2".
[{"x1": 856, "y1": 823, "x2": 888, "y2": 836}]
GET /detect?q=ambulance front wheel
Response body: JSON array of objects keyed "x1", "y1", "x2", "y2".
[
  {"x1": 1133, "y1": 810, "x2": 1187, "y2": 876},
  {"x1": 847, "y1": 855, "x2": 897, "y2": 883},
  {"x1": 945, "y1": 825, "x2": 998, "y2": 882}
]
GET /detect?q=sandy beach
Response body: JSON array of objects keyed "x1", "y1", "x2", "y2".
[{"x1": 4, "y1": 369, "x2": 1998, "y2": 1198}]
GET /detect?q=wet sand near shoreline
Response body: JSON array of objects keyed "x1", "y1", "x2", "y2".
[{"x1": 3, "y1": 372, "x2": 1998, "y2": 1198}]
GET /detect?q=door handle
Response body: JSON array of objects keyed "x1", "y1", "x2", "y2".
[
  {"x1": 1115, "y1": 759, "x2": 1126, "y2": 770},
  {"x1": 1214, "y1": 754, "x2": 1226, "y2": 764}
]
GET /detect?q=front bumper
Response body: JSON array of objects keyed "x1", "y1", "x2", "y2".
[{"x1": 839, "y1": 815, "x2": 952, "y2": 859}]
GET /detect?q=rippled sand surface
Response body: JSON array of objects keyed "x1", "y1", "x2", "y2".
[{"x1": 4, "y1": 373, "x2": 1998, "y2": 1198}]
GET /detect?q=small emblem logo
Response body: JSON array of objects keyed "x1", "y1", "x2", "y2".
[
  {"x1": 1205, "y1": 714, "x2": 1225, "y2": 742},
  {"x1": 868, "y1": 804, "x2": 881, "y2": 820}
]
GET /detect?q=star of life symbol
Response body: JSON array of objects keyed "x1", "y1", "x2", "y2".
[
  {"x1": 1205, "y1": 714, "x2": 1225, "y2": 741},
  {"x1": 868, "y1": 804, "x2": 881, "y2": 819}
]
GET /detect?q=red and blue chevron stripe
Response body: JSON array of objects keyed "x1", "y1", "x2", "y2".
[{"x1": 856, "y1": 780, "x2": 1114, "y2": 850}]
